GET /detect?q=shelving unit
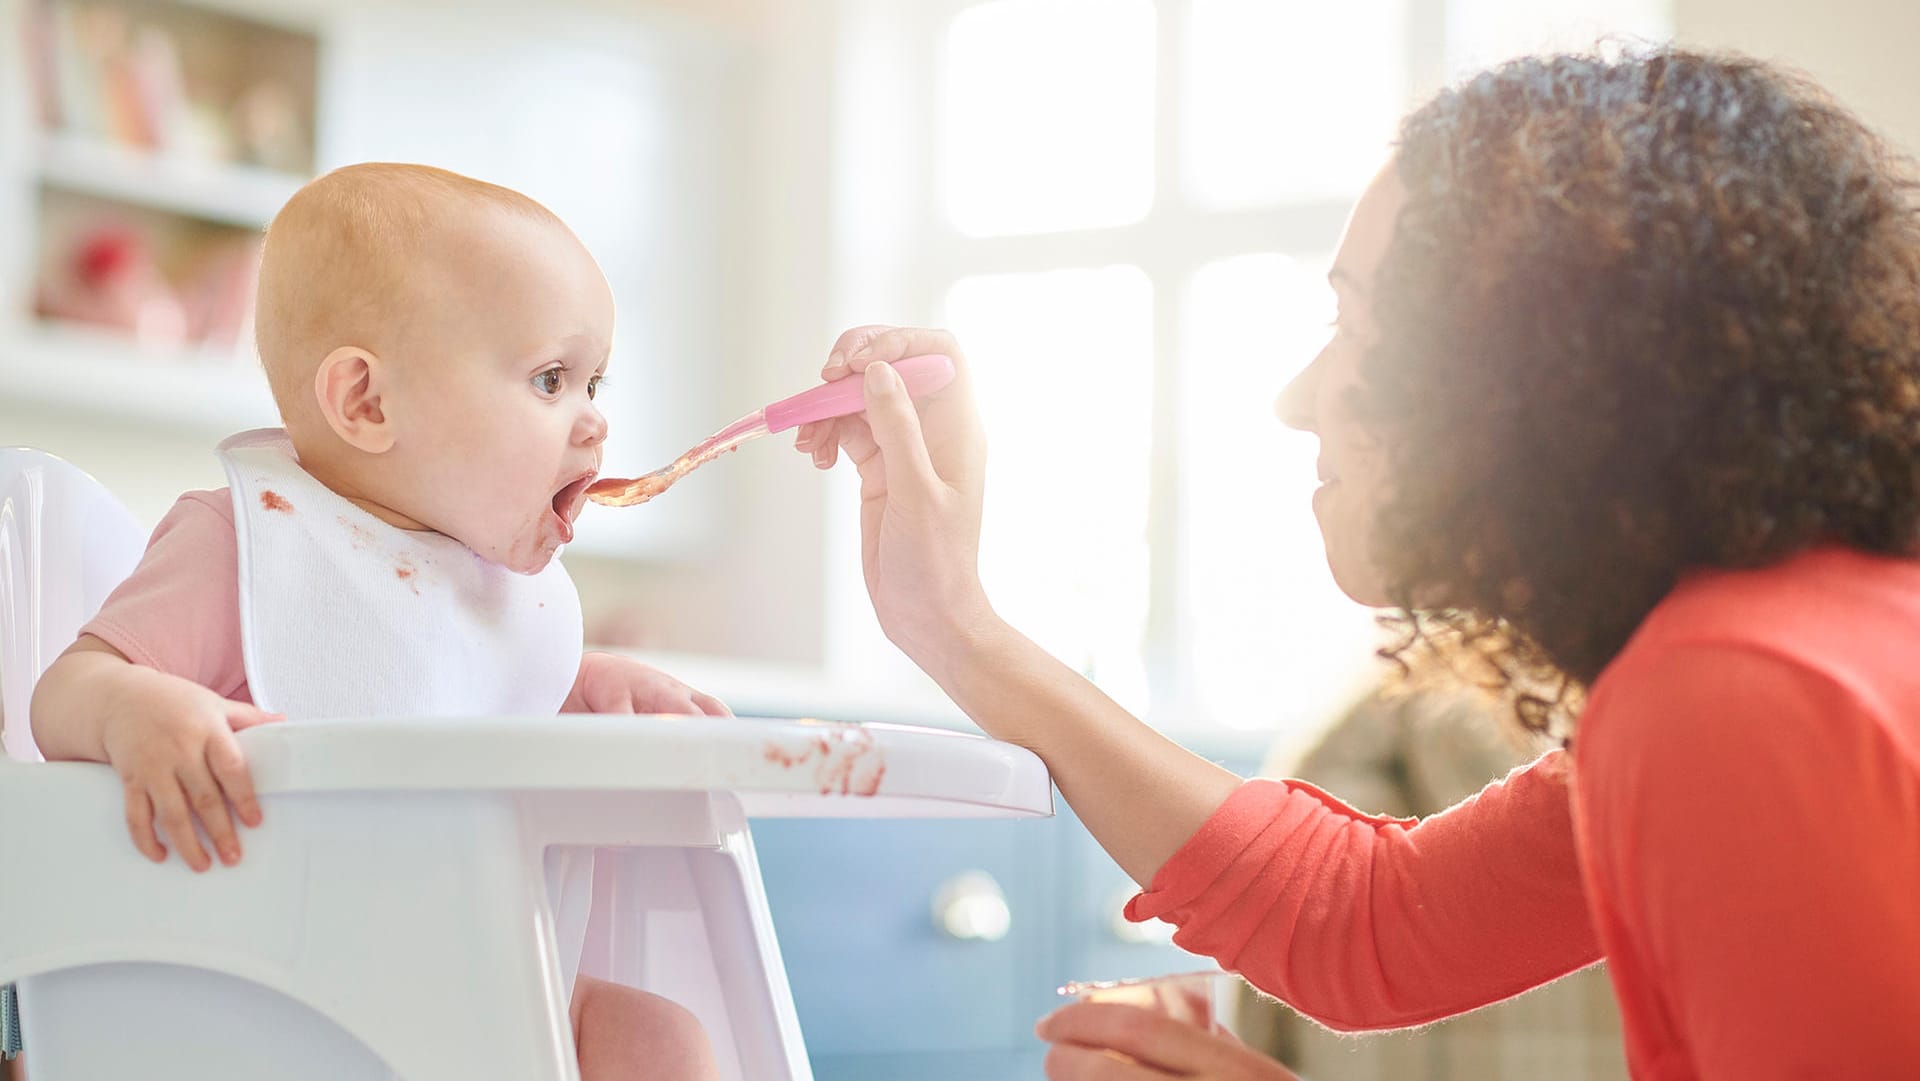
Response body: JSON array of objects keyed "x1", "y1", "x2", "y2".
[
  {"x1": 35, "y1": 131, "x2": 304, "y2": 229},
  {"x1": 0, "y1": 319, "x2": 277, "y2": 430},
  {"x1": 2, "y1": 0, "x2": 315, "y2": 433},
  {"x1": 1, "y1": 0, "x2": 743, "y2": 559}
]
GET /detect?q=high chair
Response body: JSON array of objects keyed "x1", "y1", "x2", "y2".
[{"x1": 0, "y1": 448, "x2": 1053, "y2": 1080}]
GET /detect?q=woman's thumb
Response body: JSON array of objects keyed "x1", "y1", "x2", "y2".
[{"x1": 863, "y1": 362, "x2": 941, "y2": 496}]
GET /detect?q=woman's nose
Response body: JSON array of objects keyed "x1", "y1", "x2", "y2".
[{"x1": 1275, "y1": 348, "x2": 1326, "y2": 432}]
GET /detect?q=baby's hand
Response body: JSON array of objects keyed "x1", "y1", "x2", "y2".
[
  {"x1": 94, "y1": 669, "x2": 284, "y2": 872},
  {"x1": 570, "y1": 652, "x2": 732, "y2": 716}
]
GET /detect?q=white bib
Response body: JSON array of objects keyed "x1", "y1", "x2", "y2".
[
  {"x1": 218, "y1": 429, "x2": 582, "y2": 720},
  {"x1": 218, "y1": 428, "x2": 595, "y2": 996}
]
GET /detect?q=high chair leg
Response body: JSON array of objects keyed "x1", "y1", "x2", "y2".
[
  {"x1": 269, "y1": 791, "x2": 581, "y2": 1081},
  {"x1": 583, "y1": 829, "x2": 811, "y2": 1081}
]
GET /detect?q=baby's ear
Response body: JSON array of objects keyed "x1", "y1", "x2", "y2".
[{"x1": 313, "y1": 346, "x2": 395, "y2": 453}]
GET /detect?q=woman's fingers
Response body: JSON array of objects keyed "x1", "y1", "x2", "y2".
[
  {"x1": 846, "y1": 328, "x2": 987, "y2": 490},
  {"x1": 808, "y1": 327, "x2": 982, "y2": 483},
  {"x1": 796, "y1": 417, "x2": 850, "y2": 469},
  {"x1": 834, "y1": 416, "x2": 879, "y2": 469},
  {"x1": 860, "y1": 364, "x2": 943, "y2": 502},
  {"x1": 795, "y1": 420, "x2": 824, "y2": 453},
  {"x1": 1040, "y1": 1004, "x2": 1192, "y2": 1072},
  {"x1": 1044, "y1": 1043, "x2": 1176, "y2": 1081},
  {"x1": 825, "y1": 324, "x2": 898, "y2": 380},
  {"x1": 807, "y1": 325, "x2": 900, "y2": 461},
  {"x1": 841, "y1": 327, "x2": 965, "y2": 374},
  {"x1": 1037, "y1": 1003, "x2": 1298, "y2": 1080},
  {"x1": 814, "y1": 420, "x2": 843, "y2": 469}
]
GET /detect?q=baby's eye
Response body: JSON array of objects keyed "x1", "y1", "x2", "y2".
[
  {"x1": 533, "y1": 369, "x2": 564, "y2": 395},
  {"x1": 587, "y1": 375, "x2": 605, "y2": 400}
]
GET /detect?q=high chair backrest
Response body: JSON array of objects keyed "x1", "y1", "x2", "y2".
[{"x1": 0, "y1": 449, "x2": 146, "y2": 762}]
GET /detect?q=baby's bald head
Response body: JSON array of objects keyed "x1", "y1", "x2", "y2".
[{"x1": 254, "y1": 163, "x2": 570, "y2": 428}]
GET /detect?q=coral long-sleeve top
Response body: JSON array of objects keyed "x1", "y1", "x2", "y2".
[{"x1": 1131, "y1": 548, "x2": 1920, "y2": 1079}]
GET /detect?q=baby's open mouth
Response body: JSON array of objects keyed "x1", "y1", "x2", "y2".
[{"x1": 552, "y1": 474, "x2": 596, "y2": 524}]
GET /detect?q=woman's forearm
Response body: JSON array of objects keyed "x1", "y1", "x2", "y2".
[{"x1": 926, "y1": 618, "x2": 1241, "y2": 886}]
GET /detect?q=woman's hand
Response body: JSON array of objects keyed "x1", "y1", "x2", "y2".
[
  {"x1": 795, "y1": 325, "x2": 999, "y2": 678},
  {"x1": 1036, "y1": 1002, "x2": 1304, "y2": 1081}
]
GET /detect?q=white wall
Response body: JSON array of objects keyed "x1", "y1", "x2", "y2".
[
  {"x1": 1673, "y1": 0, "x2": 1920, "y2": 154},
  {"x1": 561, "y1": 0, "x2": 841, "y2": 662}
]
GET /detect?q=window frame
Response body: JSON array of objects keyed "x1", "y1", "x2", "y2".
[{"x1": 821, "y1": 0, "x2": 1517, "y2": 734}]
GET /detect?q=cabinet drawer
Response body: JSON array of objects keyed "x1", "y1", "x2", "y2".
[{"x1": 752, "y1": 816, "x2": 1059, "y2": 1059}]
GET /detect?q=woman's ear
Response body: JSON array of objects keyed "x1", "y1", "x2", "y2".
[{"x1": 313, "y1": 346, "x2": 396, "y2": 453}]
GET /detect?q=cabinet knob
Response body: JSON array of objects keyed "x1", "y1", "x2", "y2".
[{"x1": 932, "y1": 870, "x2": 1012, "y2": 942}]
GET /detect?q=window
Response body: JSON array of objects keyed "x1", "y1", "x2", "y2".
[
  {"x1": 947, "y1": 264, "x2": 1156, "y2": 709},
  {"x1": 828, "y1": 0, "x2": 1672, "y2": 735},
  {"x1": 942, "y1": 0, "x2": 1156, "y2": 236}
]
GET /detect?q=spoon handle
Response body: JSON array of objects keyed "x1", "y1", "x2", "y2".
[{"x1": 763, "y1": 353, "x2": 956, "y2": 434}]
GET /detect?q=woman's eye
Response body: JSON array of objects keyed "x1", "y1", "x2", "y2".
[{"x1": 534, "y1": 369, "x2": 563, "y2": 394}]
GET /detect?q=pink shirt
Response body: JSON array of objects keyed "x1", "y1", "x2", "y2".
[
  {"x1": 1132, "y1": 547, "x2": 1920, "y2": 1079},
  {"x1": 80, "y1": 490, "x2": 252, "y2": 703}
]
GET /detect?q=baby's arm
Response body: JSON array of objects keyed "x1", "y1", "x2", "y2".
[
  {"x1": 564, "y1": 652, "x2": 731, "y2": 716},
  {"x1": 31, "y1": 636, "x2": 282, "y2": 872}
]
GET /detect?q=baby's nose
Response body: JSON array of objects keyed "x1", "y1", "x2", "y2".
[{"x1": 578, "y1": 405, "x2": 609, "y2": 445}]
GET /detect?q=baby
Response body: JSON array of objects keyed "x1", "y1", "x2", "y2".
[{"x1": 29, "y1": 163, "x2": 725, "y2": 1081}]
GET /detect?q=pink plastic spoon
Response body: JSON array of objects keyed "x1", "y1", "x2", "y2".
[{"x1": 587, "y1": 353, "x2": 956, "y2": 507}]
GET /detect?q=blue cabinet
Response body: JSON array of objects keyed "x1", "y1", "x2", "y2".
[
  {"x1": 752, "y1": 815, "x2": 1058, "y2": 1080},
  {"x1": 752, "y1": 750, "x2": 1262, "y2": 1080}
]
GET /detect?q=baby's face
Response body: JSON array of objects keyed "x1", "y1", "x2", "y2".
[{"x1": 379, "y1": 212, "x2": 616, "y2": 573}]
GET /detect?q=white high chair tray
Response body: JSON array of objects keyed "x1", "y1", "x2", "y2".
[{"x1": 238, "y1": 714, "x2": 1054, "y2": 819}]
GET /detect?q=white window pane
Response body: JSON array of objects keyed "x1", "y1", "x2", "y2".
[
  {"x1": 945, "y1": 266, "x2": 1155, "y2": 709},
  {"x1": 1182, "y1": 0, "x2": 1406, "y2": 209},
  {"x1": 1180, "y1": 254, "x2": 1379, "y2": 735},
  {"x1": 942, "y1": 0, "x2": 1156, "y2": 237},
  {"x1": 1446, "y1": 0, "x2": 1672, "y2": 80}
]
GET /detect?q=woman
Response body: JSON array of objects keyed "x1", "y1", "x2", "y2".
[{"x1": 795, "y1": 49, "x2": 1920, "y2": 1080}]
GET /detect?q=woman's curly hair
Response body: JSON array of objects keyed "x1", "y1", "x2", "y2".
[{"x1": 1365, "y1": 48, "x2": 1920, "y2": 736}]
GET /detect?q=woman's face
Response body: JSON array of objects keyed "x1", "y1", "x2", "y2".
[{"x1": 1276, "y1": 165, "x2": 1406, "y2": 608}]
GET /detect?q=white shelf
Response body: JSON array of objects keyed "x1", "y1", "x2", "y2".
[
  {"x1": 0, "y1": 321, "x2": 278, "y2": 431},
  {"x1": 35, "y1": 134, "x2": 305, "y2": 229}
]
